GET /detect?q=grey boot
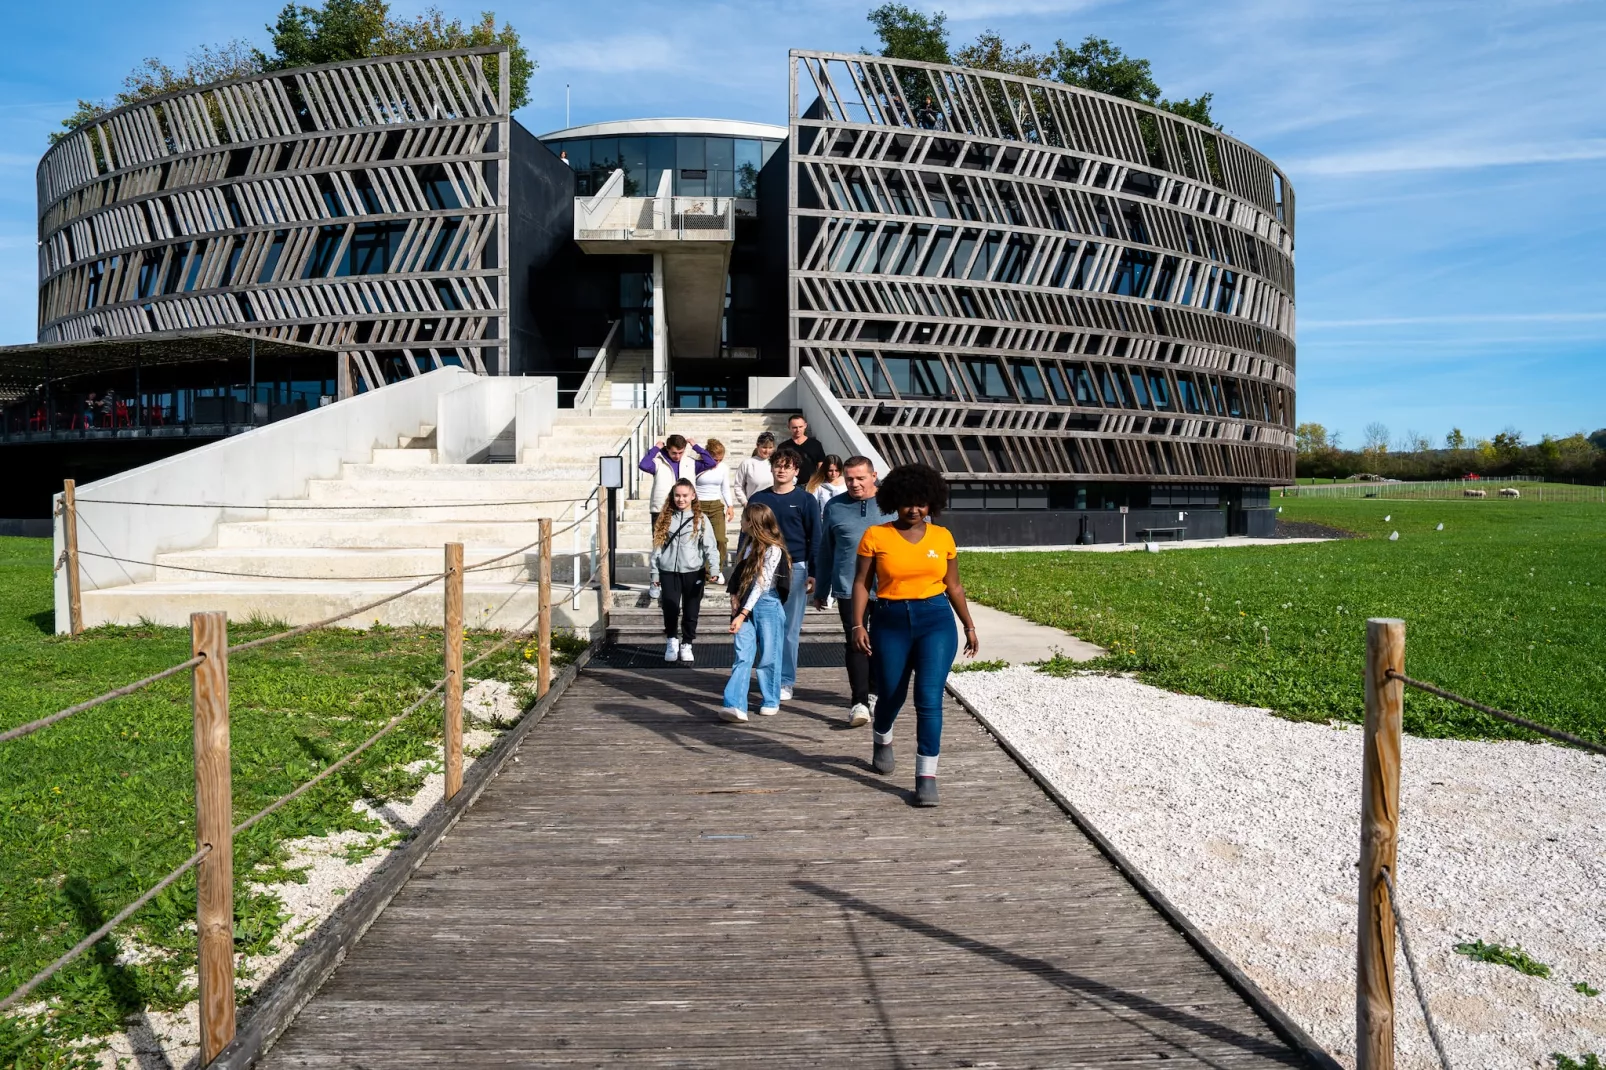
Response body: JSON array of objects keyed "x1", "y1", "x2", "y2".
[
  {"x1": 914, "y1": 776, "x2": 939, "y2": 807},
  {"x1": 871, "y1": 741, "x2": 895, "y2": 774}
]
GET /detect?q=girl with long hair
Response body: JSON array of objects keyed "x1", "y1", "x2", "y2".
[
  {"x1": 650, "y1": 479, "x2": 720, "y2": 664},
  {"x1": 719, "y1": 503, "x2": 791, "y2": 723},
  {"x1": 694, "y1": 438, "x2": 734, "y2": 582},
  {"x1": 806, "y1": 454, "x2": 846, "y2": 512}
]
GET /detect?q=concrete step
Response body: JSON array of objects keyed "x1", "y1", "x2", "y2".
[
  {"x1": 153, "y1": 546, "x2": 538, "y2": 583},
  {"x1": 298, "y1": 478, "x2": 596, "y2": 502},
  {"x1": 340, "y1": 462, "x2": 596, "y2": 482},
  {"x1": 218, "y1": 519, "x2": 578, "y2": 549},
  {"x1": 81, "y1": 579, "x2": 600, "y2": 632},
  {"x1": 371, "y1": 448, "x2": 438, "y2": 466}
]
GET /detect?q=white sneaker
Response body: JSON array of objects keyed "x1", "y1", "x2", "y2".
[
  {"x1": 719, "y1": 707, "x2": 748, "y2": 723},
  {"x1": 780, "y1": 686, "x2": 794, "y2": 701},
  {"x1": 678, "y1": 643, "x2": 695, "y2": 662},
  {"x1": 849, "y1": 703, "x2": 871, "y2": 727},
  {"x1": 757, "y1": 705, "x2": 779, "y2": 716},
  {"x1": 663, "y1": 637, "x2": 680, "y2": 662}
]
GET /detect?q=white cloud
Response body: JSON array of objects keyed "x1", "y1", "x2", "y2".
[
  {"x1": 1289, "y1": 140, "x2": 1606, "y2": 176},
  {"x1": 1302, "y1": 312, "x2": 1606, "y2": 329},
  {"x1": 539, "y1": 34, "x2": 690, "y2": 76}
]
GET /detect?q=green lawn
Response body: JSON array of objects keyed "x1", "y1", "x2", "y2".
[
  {"x1": 0, "y1": 536, "x2": 578, "y2": 1067},
  {"x1": 962, "y1": 497, "x2": 1606, "y2": 744}
]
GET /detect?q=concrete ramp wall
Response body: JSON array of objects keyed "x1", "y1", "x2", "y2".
[{"x1": 53, "y1": 368, "x2": 477, "y2": 633}]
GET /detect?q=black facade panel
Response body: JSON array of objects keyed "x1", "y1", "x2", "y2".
[{"x1": 508, "y1": 120, "x2": 577, "y2": 377}]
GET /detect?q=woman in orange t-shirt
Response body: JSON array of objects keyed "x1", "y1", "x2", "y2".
[{"x1": 850, "y1": 463, "x2": 979, "y2": 807}]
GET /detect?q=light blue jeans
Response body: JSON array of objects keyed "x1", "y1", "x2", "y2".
[
  {"x1": 723, "y1": 592, "x2": 784, "y2": 713},
  {"x1": 779, "y1": 562, "x2": 809, "y2": 689}
]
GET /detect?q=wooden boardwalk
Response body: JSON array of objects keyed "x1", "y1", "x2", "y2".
[{"x1": 259, "y1": 663, "x2": 1316, "y2": 1068}]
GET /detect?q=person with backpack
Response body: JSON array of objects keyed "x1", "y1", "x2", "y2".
[
  {"x1": 649, "y1": 479, "x2": 720, "y2": 664},
  {"x1": 720, "y1": 503, "x2": 790, "y2": 723},
  {"x1": 740, "y1": 445, "x2": 816, "y2": 703}
]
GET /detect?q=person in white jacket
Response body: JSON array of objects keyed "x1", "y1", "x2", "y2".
[
  {"x1": 649, "y1": 480, "x2": 720, "y2": 664},
  {"x1": 639, "y1": 435, "x2": 716, "y2": 522},
  {"x1": 732, "y1": 432, "x2": 776, "y2": 510},
  {"x1": 694, "y1": 438, "x2": 735, "y2": 582}
]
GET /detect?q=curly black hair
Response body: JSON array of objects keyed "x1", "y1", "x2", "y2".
[{"x1": 875, "y1": 463, "x2": 948, "y2": 518}]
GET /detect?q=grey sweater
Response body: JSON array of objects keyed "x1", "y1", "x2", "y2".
[{"x1": 650, "y1": 507, "x2": 720, "y2": 580}]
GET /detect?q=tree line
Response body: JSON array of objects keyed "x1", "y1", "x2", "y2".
[
  {"x1": 52, "y1": 0, "x2": 534, "y2": 143},
  {"x1": 865, "y1": 3, "x2": 1218, "y2": 127},
  {"x1": 1296, "y1": 422, "x2": 1606, "y2": 484}
]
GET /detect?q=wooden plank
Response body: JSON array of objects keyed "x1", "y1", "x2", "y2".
[
  {"x1": 443, "y1": 542, "x2": 464, "y2": 800},
  {"x1": 252, "y1": 663, "x2": 1329, "y2": 1069}
]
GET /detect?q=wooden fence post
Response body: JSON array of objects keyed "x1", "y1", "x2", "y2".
[
  {"x1": 443, "y1": 543, "x2": 464, "y2": 801},
  {"x1": 597, "y1": 486, "x2": 613, "y2": 618},
  {"x1": 62, "y1": 479, "x2": 82, "y2": 637},
  {"x1": 538, "y1": 518, "x2": 553, "y2": 698},
  {"x1": 191, "y1": 611, "x2": 235, "y2": 1064},
  {"x1": 1358, "y1": 618, "x2": 1405, "y2": 1070}
]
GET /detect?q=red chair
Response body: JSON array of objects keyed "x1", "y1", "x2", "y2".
[
  {"x1": 28, "y1": 407, "x2": 46, "y2": 431},
  {"x1": 114, "y1": 402, "x2": 130, "y2": 427},
  {"x1": 148, "y1": 404, "x2": 165, "y2": 427}
]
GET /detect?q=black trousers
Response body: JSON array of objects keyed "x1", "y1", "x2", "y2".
[
  {"x1": 837, "y1": 599, "x2": 876, "y2": 706},
  {"x1": 660, "y1": 570, "x2": 706, "y2": 642}
]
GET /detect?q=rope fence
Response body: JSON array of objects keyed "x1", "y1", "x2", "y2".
[
  {"x1": 75, "y1": 496, "x2": 595, "y2": 510},
  {"x1": 3, "y1": 480, "x2": 607, "y2": 1060},
  {"x1": 1356, "y1": 618, "x2": 1600, "y2": 1070}
]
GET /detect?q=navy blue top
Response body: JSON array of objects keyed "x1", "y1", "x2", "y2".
[{"x1": 744, "y1": 486, "x2": 817, "y2": 578}]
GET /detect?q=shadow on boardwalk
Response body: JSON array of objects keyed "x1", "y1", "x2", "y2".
[{"x1": 258, "y1": 664, "x2": 1314, "y2": 1068}]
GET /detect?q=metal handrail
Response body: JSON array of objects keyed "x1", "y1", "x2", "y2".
[{"x1": 573, "y1": 319, "x2": 621, "y2": 412}]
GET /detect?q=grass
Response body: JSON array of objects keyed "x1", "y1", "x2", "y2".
[
  {"x1": 1453, "y1": 939, "x2": 1552, "y2": 978},
  {"x1": 0, "y1": 536, "x2": 585, "y2": 1067},
  {"x1": 964, "y1": 497, "x2": 1606, "y2": 743},
  {"x1": 951, "y1": 658, "x2": 1009, "y2": 674},
  {"x1": 1554, "y1": 1055, "x2": 1604, "y2": 1070}
]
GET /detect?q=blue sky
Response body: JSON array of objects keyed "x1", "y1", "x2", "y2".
[{"x1": 1, "y1": 0, "x2": 1601, "y2": 446}]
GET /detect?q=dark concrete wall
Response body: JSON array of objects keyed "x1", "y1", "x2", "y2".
[
  {"x1": 944, "y1": 507, "x2": 1227, "y2": 547},
  {"x1": 757, "y1": 142, "x2": 790, "y2": 373},
  {"x1": 508, "y1": 121, "x2": 577, "y2": 376}
]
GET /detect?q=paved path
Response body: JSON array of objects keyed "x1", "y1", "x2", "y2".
[
  {"x1": 260, "y1": 665, "x2": 1313, "y2": 1068},
  {"x1": 961, "y1": 602, "x2": 1105, "y2": 664}
]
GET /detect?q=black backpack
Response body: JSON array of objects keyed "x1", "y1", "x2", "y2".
[{"x1": 726, "y1": 545, "x2": 791, "y2": 602}]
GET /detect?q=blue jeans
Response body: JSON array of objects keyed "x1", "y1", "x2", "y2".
[
  {"x1": 779, "y1": 562, "x2": 809, "y2": 689},
  {"x1": 871, "y1": 595, "x2": 958, "y2": 760},
  {"x1": 723, "y1": 592, "x2": 784, "y2": 713}
]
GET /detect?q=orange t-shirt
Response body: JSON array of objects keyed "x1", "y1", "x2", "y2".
[{"x1": 856, "y1": 523, "x2": 957, "y2": 601}]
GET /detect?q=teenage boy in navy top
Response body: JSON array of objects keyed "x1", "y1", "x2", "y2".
[{"x1": 740, "y1": 446, "x2": 815, "y2": 702}]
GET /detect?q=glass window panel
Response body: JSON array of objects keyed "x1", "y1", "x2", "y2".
[
  {"x1": 706, "y1": 137, "x2": 734, "y2": 197},
  {"x1": 856, "y1": 354, "x2": 892, "y2": 397},
  {"x1": 1066, "y1": 362, "x2": 1098, "y2": 405},
  {"x1": 1148, "y1": 371, "x2": 1173, "y2": 411},
  {"x1": 1044, "y1": 362, "x2": 1071, "y2": 403},
  {"x1": 1010, "y1": 360, "x2": 1047, "y2": 401},
  {"x1": 892, "y1": 224, "x2": 928, "y2": 274},
  {"x1": 734, "y1": 139, "x2": 762, "y2": 198},
  {"x1": 676, "y1": 136, "x2": 706, "y2": 171},
  {"x1": 618, "y1": 137, "x2": 649, "y2": 195},
  {"x1": 1127, "y1": 369, "x2": 1152, "y2": 408},
  {"x1": 918, "y1": 226, "x2": 953, "y2": 277},
  {"x1": 1176, "y1": 374, "x2": 1203, "y2": 414},
  {"x1": 947, "y1": 229, "x2": 979, "y2": 279},
  {"x1": 962, "y1": 358, "x2": 1010, "y2": 399},
  {"x1": 647, "y1": 136, "x2": 675, "y2": 196},
  {"x1": 562, "y1": 140, "x2": 590, "y2": 170}
]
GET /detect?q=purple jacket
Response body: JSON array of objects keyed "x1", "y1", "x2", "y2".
[{"x1": 637, "y1": 442, "x2": 717, "y2": 476}]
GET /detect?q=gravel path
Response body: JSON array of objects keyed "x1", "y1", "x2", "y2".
[{"x1": 949, "y1": 667, "x2": 1606, "y2": 1070}]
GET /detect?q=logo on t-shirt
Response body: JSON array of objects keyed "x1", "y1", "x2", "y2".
[{"x1": 927, "y1": 549, "x2": 939, "y2": 559}]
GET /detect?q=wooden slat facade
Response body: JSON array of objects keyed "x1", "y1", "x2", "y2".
[{"x1": 259, "y1": 665, "x2": 1314, "y2": 1067}]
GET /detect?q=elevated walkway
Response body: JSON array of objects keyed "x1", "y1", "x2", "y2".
[{"x1": 253, "y1": 661, "x2": 1325, "y2": 1067}]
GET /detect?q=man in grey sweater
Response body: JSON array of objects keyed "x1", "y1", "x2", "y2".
[{"x1": 812, "y1": 456, "x2": 894, "y2": 727}]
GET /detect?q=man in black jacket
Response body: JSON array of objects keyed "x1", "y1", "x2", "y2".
[{"x1": 785, "y1": 414, "x2": 828, "y2": 485}]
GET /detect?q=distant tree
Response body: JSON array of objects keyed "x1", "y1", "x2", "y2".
[
  {"x1": 1046, "y1": 36, "x2": 1217, "y2": 127},
  {"x1": 1589, "y1": 428, "x2": 1606, "y2": 451},
  {"x1": 1492, "y1": 429, "x2": 1525, "y2": 458},
  {"x1": 953, "y1": 30, "x2": 1050, "y2": 79},
  {"x1": 1362, "y1": 422, "x2": 1390, "y2": 455},
  {"x1": 1295, "y1": 422, "x2": 1332, "y2": 456},
  {"x1": 50, "y1": 0, "x2": 534, "y2": 143},
  {"x1": 1445, "y1": 427, "x2": 1468, "y2": 450},
  {"x1": 1400, "y1": 429, "x2": 1432, "y2": 454},
  {"x1": 867, "y1": 3, "x2": 951, "y2": 63}
]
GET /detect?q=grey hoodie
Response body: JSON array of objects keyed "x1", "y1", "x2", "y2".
[{"x1": 650, "y1": 506, "x2": 720, "y2": 580}]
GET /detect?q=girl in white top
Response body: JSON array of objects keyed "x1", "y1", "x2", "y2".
[
  {"x1": 805, "y1": 455, "x2": 847, "y2": 606},
  {"x1": 732, "y1": 432, "x2": 776, "y2": 507},
  {"x1": 694, "y1": 438, "x2": 735, "y2": 582},
  {"x1": 719, "y1": 503, "x2": 789, "y2": 723}
]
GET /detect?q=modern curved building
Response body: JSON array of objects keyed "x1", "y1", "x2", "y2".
[
  {"x1": 4, "y1": 46, "x2": 1294, "y2": 540},
  {"x1": 788, "y1": 52, "x2": 1295, "y2": 535}
]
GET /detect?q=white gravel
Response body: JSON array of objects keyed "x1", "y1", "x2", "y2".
[
  {"x1": 949, "y1": 667, "x2": 1606, "y2": 1070},
  {"x1": 83, "y1": 677, "x2": 515, "y2": 1069}
]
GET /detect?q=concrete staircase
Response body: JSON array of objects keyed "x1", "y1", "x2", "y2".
[
  {"x1": 80, "y1": 409, "x2": 649, "y2": 631},
  {"x1": 78, "y1": 405, "x2": 807, "y2": 632}
]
